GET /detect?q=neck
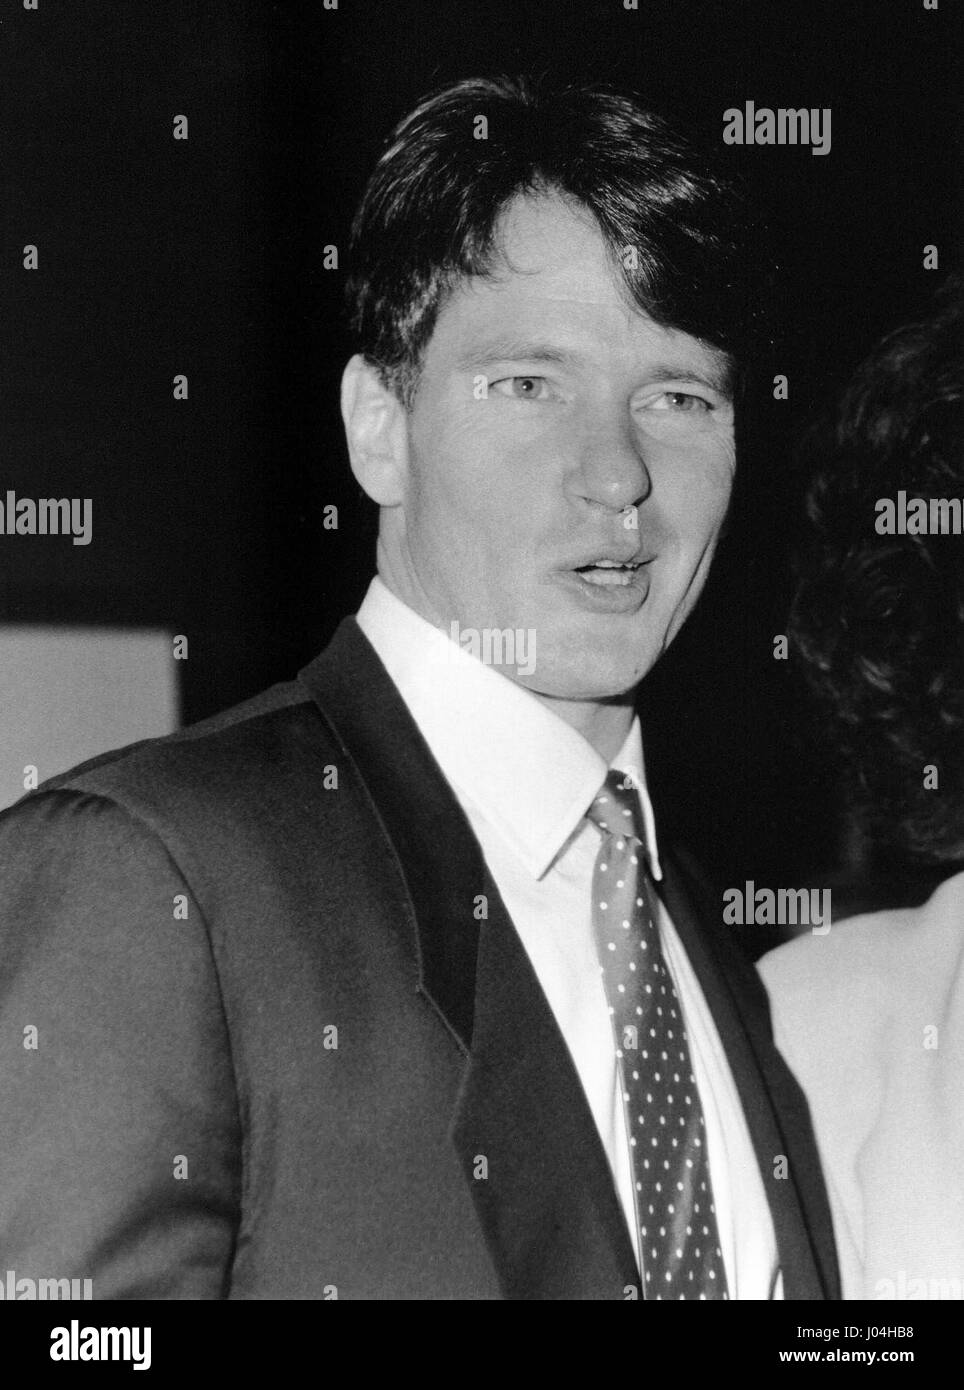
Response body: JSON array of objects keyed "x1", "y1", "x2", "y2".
[{"x1": 530, "y1": 690, "x2": 636, "y2": 762}]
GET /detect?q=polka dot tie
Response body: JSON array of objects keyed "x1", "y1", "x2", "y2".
[{"x1": 587, "y1": 769, "x2": 729, "y2": 1300}]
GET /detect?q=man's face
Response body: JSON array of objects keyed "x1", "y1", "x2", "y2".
[{"x1": 388, "y1": 192, "x2": 736, "y2": 700}]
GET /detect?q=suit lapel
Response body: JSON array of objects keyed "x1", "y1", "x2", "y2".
[
  {"x1": 451, "y1": 865, "x2": 638, "y2": 1299},
  {"x1": 298, "y1": 619, "x2": 637, "y2": 1297},
  {"x1": 657, "y1": 847, "x2": 841, "y2": 1300}
]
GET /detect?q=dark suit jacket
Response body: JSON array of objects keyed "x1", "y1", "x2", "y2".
[{"x1": 0, "y1": 619, "x2": 840, "y2": 1299}]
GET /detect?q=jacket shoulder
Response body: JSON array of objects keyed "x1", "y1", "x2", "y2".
[{"x1": 13, "y1": 674, "x2": 329, "y2": 808}]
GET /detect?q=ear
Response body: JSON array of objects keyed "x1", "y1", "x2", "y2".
[{"x1": 340, "y1": 355, "x2": 410, "y2": 506}]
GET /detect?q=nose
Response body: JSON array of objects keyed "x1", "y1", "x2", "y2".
[{"x1": 567, "y1": 408, "x2": 653, "y2": 513}]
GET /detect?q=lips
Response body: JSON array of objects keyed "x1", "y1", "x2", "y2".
[
  {"x1": 574, "y1": 558, "x2": 643, "y2": 587},
  {"x1": 556, "y1": 552, "x2": 653, "y2": 613}
]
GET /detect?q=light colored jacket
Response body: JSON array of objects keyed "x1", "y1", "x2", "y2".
[{"x1": 759, "y1": 871, "x2": 964, "y2": 1300}]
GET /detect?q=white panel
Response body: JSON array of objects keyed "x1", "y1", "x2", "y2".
[{"x1": 0, "y1": 627, "x2": 179, "y2": 811}]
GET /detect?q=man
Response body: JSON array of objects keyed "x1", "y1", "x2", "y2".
[{"x1": 0, "y1": 76, "x2": 839, "y2": 1300}]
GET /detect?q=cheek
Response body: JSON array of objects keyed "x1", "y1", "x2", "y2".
[
  {"x1": 410, "y1": 407, "x2": 543, "y2": 530},
  {"x1": 407, "y1": 412, "x2": 480, "y2": 523},
  {"x1": 657, "y1": 445, "x2": 734, "y2": 542}
]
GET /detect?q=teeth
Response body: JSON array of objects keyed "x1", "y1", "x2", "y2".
[
  {"x1": 573, "y1": 557, "x2": 643, "y2": 587},
  {"x1": 580, "y1": 568, "x2": 636, "y2": 586}
]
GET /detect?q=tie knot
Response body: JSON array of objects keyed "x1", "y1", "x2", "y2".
[{"x1": 587, "y1": 768, "x2": 646, "y2": 845}]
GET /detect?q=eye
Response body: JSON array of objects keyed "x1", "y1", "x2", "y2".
[
  {"x1": 647, "y1": 391, "x2": 713, "y2": 413},
  {"x1": 489, "y1": 375, "x2": 554, "y2": 401}
]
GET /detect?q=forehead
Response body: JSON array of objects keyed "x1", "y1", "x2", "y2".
[
  {"x1": 490, "y1": 192, "x2": 625, "y2": 300},
  {"x1": 423, "y1": 192, "x2": 732, "y2": 385}
]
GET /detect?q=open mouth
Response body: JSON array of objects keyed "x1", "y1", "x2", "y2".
[{"x1": 573, "y1": 559, "x2": 644, "y2": 587}]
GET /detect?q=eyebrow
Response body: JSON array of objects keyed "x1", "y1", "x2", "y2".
[
  {"x1": 454, "y1": 337, "x2": 735, "y2": 397},
  {"x1": 454, "y1": 338, "x2": 575, "y2": 370}
]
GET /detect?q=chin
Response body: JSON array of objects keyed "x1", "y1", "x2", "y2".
[{"x1": 518, "y1": 649, "x2": 655, "y2": 702}]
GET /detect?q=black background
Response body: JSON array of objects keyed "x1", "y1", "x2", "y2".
[{"x1": 3, "y1": 0, "x2": 960, "y2": 930}]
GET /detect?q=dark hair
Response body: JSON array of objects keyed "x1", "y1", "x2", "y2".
[
  {"x1": 790, "y1": 280, "x2": 964, "y2": 865},
  {"x1": 346, "y1": 75, "x2": 766, "y2": 406}
]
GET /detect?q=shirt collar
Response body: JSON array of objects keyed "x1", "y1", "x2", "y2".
[{"x1": 355, "y1": 576, "x2": 663, "y2": 882}]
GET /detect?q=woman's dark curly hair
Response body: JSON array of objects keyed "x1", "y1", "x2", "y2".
[{"x1": 789, "y1": 279, "x2": 964, "y2": 865}]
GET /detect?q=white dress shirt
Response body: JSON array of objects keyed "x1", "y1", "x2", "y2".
[{"x1": 357, "y1": 576, "x2": 781, "y2": 1298}]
